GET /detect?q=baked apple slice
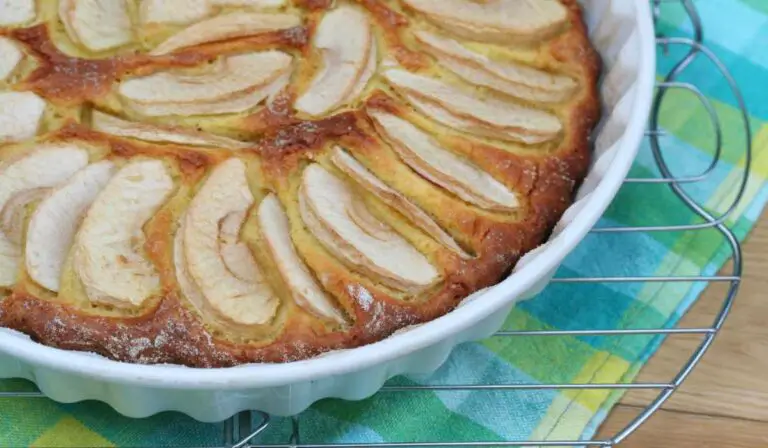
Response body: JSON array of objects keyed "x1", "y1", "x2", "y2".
[
  {"x1": 401, "y1": 0, "x2": 568, "y2": 43},
  {"x1": 140, "y1": 0, "x2": 288, "y2": 26},
  {"x1": 59, "y1": 0, "x2": 134, "y2": 51},
  {"x1": 0, "y1": 188, "x2": 48, "y2": 246},
  {"x1": 0, "y1": 146, "x2": 90, "y2": 287},
  {"x1": 0, "y1": 92, "x2": 46, "y2": 144},
  {"x1": 413, "y1": 30, "x2": 576, "y2": 103},
  {"x1": 344, "y1": 40, "x2": 377, "y2": 106},
  {"x1": 294, "y1": 5, "x2": 374, "y2": 116},
  {"x1": 92, "y1": 111, "x2": 251, "y2": 149},
  {"x1": 0, "y1": 37, "x2": 22, "y2": 81},
  {"x1": 370, "y1": 111, "x2": 519, "y2": 212},
  {"x1": 142, "y1": 71, "x2": 288, "y2": 116},
  {"x1": 330, "y1": 146, "x2": 469, "y2": 258},
  {"x1": 150, "y1": 12, "x2": 300, "y2": 55},
  {"x1": 210, "y1": 0, "x2": 287, "y2": 7},
  {"x1": 219, "y1": 210, "x2": 263, "y2": 284},
  {"x1": 173, "y1": 215, "x2": 205, "y2": 313},
  {"x1": 299, "y1": 164, "x2": 439, "y2": 292},
  {"x1": 26, "y1": 161, "x2": 116, "y2": 292},
  {"x1": 183, "y1": 158, "x2": 278, "y2": 326},
  {"x1": 73, "y1": 160, "x2": 175, "y2": 308},
  {"x1": 140, "y1": 0, "x2": 211, "y2": 25},
  {"x1": 404, "y1": 94, "x2": 552, "y2": 145},
  {"x1": 384, "y1": 69, "x2": 561, "y2": 144},
  {"x1": 0, "y1": 0, "x2": 36, "y2": 26},
  {"x1": 118, "y1": 51, "x2": 292, "y2": 116},
  {"x1": 258, "y1": 194, "x2": 345, "y2": 323}
]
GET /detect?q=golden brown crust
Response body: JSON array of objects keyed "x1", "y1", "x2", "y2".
[{"x1": 0, "y1": 0, "x2": 600, "y2": 367}]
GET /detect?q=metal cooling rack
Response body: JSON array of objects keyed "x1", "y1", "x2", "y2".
[{"x1": 0, "y1": 0, "x2": 753, "y2": 446}]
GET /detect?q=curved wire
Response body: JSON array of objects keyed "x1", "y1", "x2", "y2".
[
  {"x1": 612, "y1": 0, "x2": 751, "y2": 443},
  {"x1": 232, "y1": 412, "x2": 272, "y2": 448}
]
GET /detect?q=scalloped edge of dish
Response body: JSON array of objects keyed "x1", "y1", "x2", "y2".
[{"x1": 0, "y1": 0, "x2": 656, "y2": 421}]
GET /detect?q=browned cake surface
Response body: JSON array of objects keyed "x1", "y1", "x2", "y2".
[{"x1": 0, "y1": 0, "x2": 600, "y2": 367}]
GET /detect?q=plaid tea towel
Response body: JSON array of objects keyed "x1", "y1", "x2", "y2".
[{"x1": 2, "y1": 0, "x2": 768, "y2": 446}]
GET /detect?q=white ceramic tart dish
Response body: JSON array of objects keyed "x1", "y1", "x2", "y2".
[{"x1": 0, "y1": 0, "x2": 654, "y2": 420}]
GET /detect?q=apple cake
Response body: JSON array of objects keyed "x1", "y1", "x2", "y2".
[{"x1": 0, "y1": 0, "x2": 600, "y2": 367}]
